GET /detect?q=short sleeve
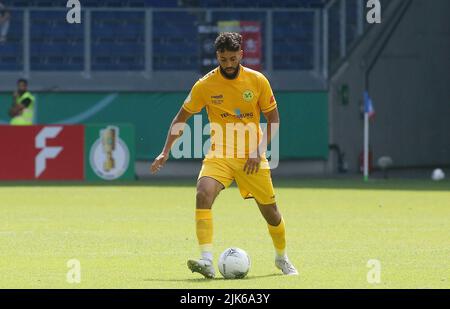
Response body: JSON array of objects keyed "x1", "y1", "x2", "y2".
[
  {"x1": 21, "y1": 98, "x2": 32, "y2": 107},
  {"x1": 182, "y1": 81, "x2": 205, "y2": 114},
  {"x1": 258, "y1": 75, "x2": 277, "y2": 113}
]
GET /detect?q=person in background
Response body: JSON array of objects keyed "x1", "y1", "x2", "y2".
[
  {"x1": 9, "y1": 79, "x2": 35, "y2": 126},
  {"x1": 0, "y1": 2, "x2": 11, "y2": 43}
]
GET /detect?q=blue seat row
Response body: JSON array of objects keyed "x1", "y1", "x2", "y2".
[
  {"x1": 1, "y1": 7, "x2": 318, "y2": 71},
  {"x1": 6, "y1": 0, "x2": 327, "y2": 8}
]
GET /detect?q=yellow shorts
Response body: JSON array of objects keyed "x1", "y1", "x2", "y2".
[{"x1": 198, "y1": 157, "x2": 276, "y2": 205}]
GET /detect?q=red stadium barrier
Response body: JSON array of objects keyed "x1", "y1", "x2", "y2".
[{"x1": 0, "y1": 125, "x2": 85, "y2": 180}]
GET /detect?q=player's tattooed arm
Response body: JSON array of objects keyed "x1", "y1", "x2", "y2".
[{"x1": 151, "y1": 107, "x2": 193, "y2": 174}]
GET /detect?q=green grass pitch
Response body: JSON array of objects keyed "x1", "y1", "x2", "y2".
[{"x1": 0, "y1": 179, "x2": 449, "y2": 289}]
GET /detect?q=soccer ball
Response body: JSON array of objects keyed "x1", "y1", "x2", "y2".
[
  {"x1": 218, "y1": 248, "x2": 250, "y2": 279},
  {"x1": 431, "y1": 168, "x2": 445, "y2": 181}
]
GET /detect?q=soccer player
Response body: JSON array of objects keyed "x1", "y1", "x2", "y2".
[{"x1": 151, "y1": 32, "x2": 298, "y2": 278}]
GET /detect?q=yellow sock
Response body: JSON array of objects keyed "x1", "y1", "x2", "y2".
[
  {"x1": 196, "y1": 209, "x2": 213, "y2": 261},
  {"x1": 267, "y1": 217, "x2": 286, "y2": 257}
]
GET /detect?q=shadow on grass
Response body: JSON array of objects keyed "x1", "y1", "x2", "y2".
[
  {"x1": 143, "y1": 273, "x2": 282, "y2": 283},
  {"x1": 1, "y1": 178, "x2": 449, "y2": 191}
]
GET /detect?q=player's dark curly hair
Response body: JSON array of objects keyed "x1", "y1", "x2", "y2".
[{"x1": 214, "y1": 32, "x2": 242, "y2": 52}]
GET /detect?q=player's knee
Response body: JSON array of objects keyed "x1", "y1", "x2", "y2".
[
  {"x1": 260, "y1": 204, "x2": 281, "y2": 226},
  {"x1": 266, "y1": 213, "x2": 281, "y2": 226},
  {"x1": 196, "y1": 189, "x2": 214, "y2": 208},
  {"x1": 271, "y1": 211, "x2": 282, "y2": 226}
]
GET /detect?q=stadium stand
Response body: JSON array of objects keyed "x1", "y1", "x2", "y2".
[
  {"x1": 0, "y1": 0, "x2": 364, "y2": 72},
  {"x1": 5, "y1": 0, "x2": 329, "y2": 8}
]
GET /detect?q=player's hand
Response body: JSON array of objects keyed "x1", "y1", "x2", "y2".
[
  {"x1": 9, "y1": 104, "x2": 25, "y2": 117},
  {"x1": 243, "y1": 153, "x2": 261, "y2": 175},
  {"x1": 151, "y1": 152, "x2": 169, "y2": 174}
]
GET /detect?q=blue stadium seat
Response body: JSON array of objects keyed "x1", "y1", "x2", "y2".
[
  {"x1": 3, "y1": 1, "x2": 326, "y2": 72},
  {"x1": 90, "y1": 11, "x2": 145, "y2": 70},
  {"x1": 28, "y1": 10, "x2": 84, "y2": 71},
  {"x1": 6, "y1": 0, "x2": 329, "y2": 7},
  {"x1": 273, "y1": 11, "x2": 315, "y2": 70}
]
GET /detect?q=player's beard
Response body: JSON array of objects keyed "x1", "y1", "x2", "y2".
[{"x1": 220, "y1": 64, "x2": 240, "y2": 80}]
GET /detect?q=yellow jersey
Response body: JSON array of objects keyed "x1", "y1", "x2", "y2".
[{"x1": 182, "y1": 65, "x2": 277, "y2": 158}]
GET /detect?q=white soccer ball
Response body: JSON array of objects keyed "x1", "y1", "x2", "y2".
[
  {"x1": 431, "y1": 168, "x2": 445, "y2": 181},
  {"x1": 218, "y1": 247, "x2": 251, "y2": 279}
]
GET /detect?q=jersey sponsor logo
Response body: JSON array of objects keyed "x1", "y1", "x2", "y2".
[
  {"x1": 220, "y1": 111, "x2": 254, "y2": 120},
  {"x1": 211, "y1": 94, "x2": 224, "y2": 105},
  {"x1": 243, "y1": 90, "x2": 254, "y2": 102}
]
